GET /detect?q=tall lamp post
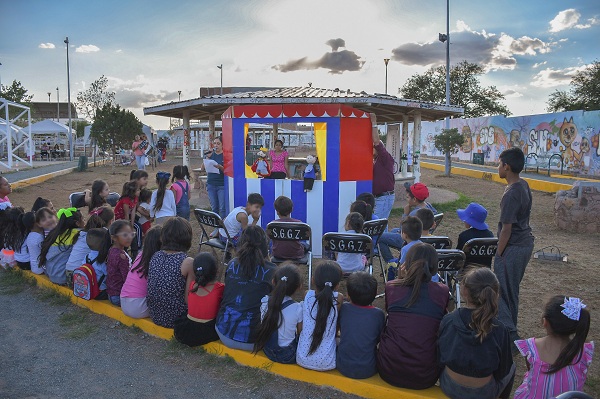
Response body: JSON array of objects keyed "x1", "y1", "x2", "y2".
[
  {"x1": 384, "y1": 58, "x2": 390, "y2": 94},
  {"x1": 439, "y1": 0, "x2": 450, "y2": 129},
  {"x1": 47, "y1": 92, "x2": 51, "y2": 120},
  {"x1": 64, "y1": 37, "x2": 73, "y2": 161},
  {"x1": 0, "y1": 62, "x2": 3, "y2": 90},
  {"x1": 217, "y1": 64, "x2": 223, "y2": 95},
  {"x1": 56, "y1": 87, "x2": 59, "y2": 122}
]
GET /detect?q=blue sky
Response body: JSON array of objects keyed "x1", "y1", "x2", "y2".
[{"x1": 1, "y1": 0, "x2": 599, "y2": 129}]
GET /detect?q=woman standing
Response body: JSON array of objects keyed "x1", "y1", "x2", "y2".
[
  {"x1": 268, "y1": 139, "x2": 288, "y2": 179},
  {"x1": 132, "y1": 135, "x2": 146, "y2": 170},
  {"x1": 206, "y1": 137, "x2": 225, "y2": 218}
]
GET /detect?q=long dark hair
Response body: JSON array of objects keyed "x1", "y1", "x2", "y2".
[
  {"x1": 350, "y1": 200, "x2": 372, "y2": 222},
  {"x1": 121, "y1": 180, "x2": 138, "y2": 200},
  {"x1": 309, "y1": 261, "x2": 342, "y2": 355},
  {"x1": 31, "y1": 197, "x2": 52, "y2": 212},
  {"x1": 253, "y1": 263, "x2": 302, "y2": 353},
  {"x1": 85, "y1": 207, "x2": 114, "y2": 230},
  {"x1": 1, "y1": 207, "x2": 30, "y2": 250},
  {"x1": 89, "y1": 180, "x2": 108, "y2": 213},
  {"x1": 153, "y1": 172, "x2": 170, "y2": 213},
  {"x1": 190, "y1": 252, "x2": 219, "y2": 292},
  {"x1": 39, "y1": 209, "x2": 83, "y2": 267},
  {"x1": 543, "y1": 295, "x2": 591, "y2": 374},
  {"x1": 391, "y1": 243, "x2": 438, "y2": 307},
  {"x1": 131, "y1": 225, "x2": 162, "y2": 278},
  {"x1": 462, "y1": 267, "x2": 499, "y2": 342},
  {"x1": 235, "y1": 225, "x2": 269, "y2": 278},
  {"x1": 172, "y1": 165, "x2": 190, "y2": 182}
]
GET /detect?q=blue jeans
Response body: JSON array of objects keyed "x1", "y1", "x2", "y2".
[
  {"x1": 263, "y1": 333, "x2": 298, "y2": 364},
  {"x1": 207, "y1": 184, "x2": 226, "y2": 219},
  {"x1": 378, "y1": 228, "x2": 403, "y2": 262},
  {"x1": 109, "y1": 295, "x2": 121, "y2": 307},
  {"x1": 374, "y1": 192, "x2": 394, "y2": 221},
  {"x1": 135, "y1": 155, "x2": 146, "y2": 170}
]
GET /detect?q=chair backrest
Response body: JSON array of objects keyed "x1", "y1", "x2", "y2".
[
  {"x1": 436, "y1": 249, "x2": 466, "y2": 272},
  {"x1": 420, "y1": 236, "x2": 453, "y2": 249},
  {"x1": 266, "y1": 221, "x2": 312, "y2": 251},
  {"x1": 362, "y1": 218, "x2": 388, "y2": 238},
  {"x1": 106, "y1": 192, "x2": 120, "y2": 207},
  {"x1": 69, "y1": 192, "x2": 120, "y2": 208},
  {"x1": 194, "y1": 208, "x2": 229, "y2": 240},
  {"x1": 322, "y1": 232, "x2": 372, "y2": 257},
  {"x1": 462, "y1": 238, "x2": 498, "y2": 266},
  {"x1": 430, "y1": 212, "x2": 444, "y2": 233}
]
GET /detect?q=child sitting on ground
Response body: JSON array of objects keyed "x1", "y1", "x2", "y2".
[
  {"x1": 136, "y1": 189, "x2": 153, "y2": 236},
  {"x1": 514, "y1": 295, "x2": 593, "y2": 399},
  {"x1": 296, "y1": 261, "x2": 343, "y2": 371},
  {"x1": 150, "y1": 172, "x2": 177, "y2": 225},
  {"x1": 175, "y1": 252, "x2": 224, "y2": 347},
  {"x1": 0, "y1": 176, "x2": 12, "y2": 210},
  {"x1": 114, "y1": 181, "x2": 139, "y2": 226},
  {"x1": 26, "y1": 207, "x2": 57, "y2": 275},
  {"x1": 171, "y1": 165, "x2": 191, "y2": 220},
  {"x1": 106, "y1": 220, "x2": 135, "y2": 306},
  {"x1": 271, "y1": 196, "x2": 307, "y2": 260},
  {"x1": 253, "y1": 263, "x2": 303, "y2": 364},
  {"x1": 85, "y1": 228, "x2": 112, "y2": 300},
  {"x1": 219, "y1": 193, "x2": 264, "y2": 246},
  {"x1": 337, "y1": 272, "x2": 385, "y2": 379},
  {"x1": 130, "y1": 169, "x2": 149, "y2": 190},
  {"x1": 336, "y1": 212, "x2": 367, "y2": 274},
  {"x1": 86, "y1": 180, "x2": 110, "y2": 215},
  {"x1": 455, "y1": 202, "x2": 495, "y2": 265},
  {"x1": 387, "y1": 216, "x2": 422, "y2": 281}
]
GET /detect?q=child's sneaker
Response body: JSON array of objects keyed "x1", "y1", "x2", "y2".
[{"x1": 387, "y1": 261, "x2": 398, "y2": 281}]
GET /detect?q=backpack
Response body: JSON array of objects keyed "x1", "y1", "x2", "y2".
[{"x1": 73, "y1": 256, "x2": 105, "y2": 300}]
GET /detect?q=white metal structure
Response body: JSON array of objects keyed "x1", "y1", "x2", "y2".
[{"x1": 0, "y1": 98, "x2": 33, "y2": 169}]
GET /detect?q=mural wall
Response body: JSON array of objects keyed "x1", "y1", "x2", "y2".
[{"x1": 419, "y1": 110, "x2": 600, "y2": 176}]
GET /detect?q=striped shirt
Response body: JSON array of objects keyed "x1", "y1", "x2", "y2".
[{"x1": 514, "y1": 338, "x2": 594, "y2": 399}]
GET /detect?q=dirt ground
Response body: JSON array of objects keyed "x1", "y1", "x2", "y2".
[{"x1": 6, "y1": 154, "x2": 599, "y2": 397}]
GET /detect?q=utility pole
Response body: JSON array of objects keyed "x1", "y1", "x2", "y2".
[{"x1": 65, "y1": 37, "x2": 73, "y2": 160}]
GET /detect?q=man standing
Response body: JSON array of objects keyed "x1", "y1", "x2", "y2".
[{"x1": 371, "y1": 113, "x2": 395, "y2": 220}]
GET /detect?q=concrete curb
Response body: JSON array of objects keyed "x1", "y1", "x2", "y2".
[
  {"x1": 9, "y1": 159, "x2": 110, "y2": 190},
  {"x1": 26, "y1": 271, "x2": 447, "y2": 399}
]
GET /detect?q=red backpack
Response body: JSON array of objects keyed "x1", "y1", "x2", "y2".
[{"x1": 73, "y1": 257, "x2": 104, "y2": 300}]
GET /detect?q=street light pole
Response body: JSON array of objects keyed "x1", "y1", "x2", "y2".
[
  {"x1": 438, "y1": 0, "x2": 451, "y2": 129},
  {"x1": 384, "y1": 58, "x2": 390, "y2": 95},
  {"x1": 217, "y1": 64, "x2": 223, "y2": 95},
  {"x1": 65, "y1": 37, "x2": 73, "y2": 161},
  {"x1": 56, "y1": 87, "x2": 59, "y2": 122},
  {"x1": 0, "y1": 62, "x2": 3, "y2": 90}
]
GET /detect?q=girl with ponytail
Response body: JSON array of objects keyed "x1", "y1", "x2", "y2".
[
  {"x1": 26, "y1": 208, "x2": 57, "y2": 274},
  {"x1": 514, "y1": 295, "x2": 593, "y2": 399},
  {"x1": 377, "y1": 243, "x2": 449, "y2": 389},
  {"x1": 438, "y1": 267, "x2": 515, "y2": 399},
  {"x1": 149, "y1": 171, "x2": 176, "y2": 225},
  {"x1": 296, "y1": 261, "x2": 343, "y2": 371},
  {"x1": 253, "y1": 263, "x2": 303, "y2": 363},
  {"x1": 174, "y1": 252, "x2": 224, "y2": 346}
]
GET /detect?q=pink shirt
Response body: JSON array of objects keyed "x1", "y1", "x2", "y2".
[
  {"x1": 269, "y1": 150, "x2": 288, "y2": 173},
  {"x1": 120, "y1": 253, "x2": 148, "y2": 298},
  {"x1": 132, "y1": 141, "x2": 144, "y2": 156},
  {"x1": 170, "y1": 180, "x2": 188, "y2": 204},
  {"x1": 514, "y1": 338, "x2": 595, "y2": 399}
]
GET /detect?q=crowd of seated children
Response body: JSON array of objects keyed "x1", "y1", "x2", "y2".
[
  {"x1": 219, "y1": 193, "x2": 264, "y2": 246},
  {"x1": 175, "y1": 252, "x2": 224, "y2": 347},
  {"x1": 271, "y1": 196, "x2": 308, "y2": 261},
  {"x1": 253, "y1": 263, "x2": 303, "y2": 364}
]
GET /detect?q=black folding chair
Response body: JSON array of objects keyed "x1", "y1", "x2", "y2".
[
  {"x1": 322, "y1": 232, "x2": 373, "y2": 282},
  {"x1": 69, "y1": 191, "x2": 120, "y2": 208},
  {"x1": 436, "y1": 249, "x2": 466, "y2": 308},
  {"x1": 430, "y1": 212, "x2": 444, "y2": 234},
  {"x1": 362, "y1": 218, "x2": 388, "y2": 282},
  {"x1": 194, "y1": 208, "x2": 233, "y2": 266},
  {"x1": 462, "y1": 237, "x2": 498, "y2": 268},
  {"x1": 420, "y1": 235, "x2": 452, "y2": 250},
  {"x1": 556, "y1": 392, "x2": 594, "y2": 399},
  {"x1": 266, "y1": 221, "x2": 312, "y2": 288}
]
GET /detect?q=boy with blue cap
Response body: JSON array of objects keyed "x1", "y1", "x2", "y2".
[{"x1": 455, "y1": 202, "x2": 494, "y2": 262}]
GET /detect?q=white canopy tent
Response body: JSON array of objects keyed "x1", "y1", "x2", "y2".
[{"x1": 25, "y1": 119, "x2": 70, "y2": 137}]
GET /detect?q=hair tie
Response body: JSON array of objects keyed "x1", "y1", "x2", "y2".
[
  {"x1": 196, "y1": 267, "x2": 203, "y2": 272},
  {"x1": 157, "y1": 171, "x2": 171, "y2": 180},
  {"x1": 280, "y1": 276, "x2": 288, "y2": 282},
  {"x1": 561, "y1": 297, "x2": 586, "y2": 321},
  {"x1": 57, "y1": 207, "x2": 77, "y2": 219},
  {"x1": 324, "y1": 281, "x2": 332, "y2": 287}
]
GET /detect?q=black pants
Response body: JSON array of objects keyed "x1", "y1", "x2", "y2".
[{"x1": 268, "y1": 172, "x2": 287, "y2": 179}]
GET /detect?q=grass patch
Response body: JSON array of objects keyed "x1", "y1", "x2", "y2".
[
  {"x1": 431, "y1": 192, "x2": 473, "y2": 214},
  {"x1": 59, "y1": 312, "x2": 85, "y2": 327},
  {"x1": 0, "y1": 268, "x2": 36, "y2": 294},
  {"x1": 63, "y1": 324, "x2": 98, "y2": 339},
  {"x1": 36, "y1": 286, "x2": 72, "y2": 306}
]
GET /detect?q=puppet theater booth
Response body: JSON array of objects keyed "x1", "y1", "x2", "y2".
[{"x1": 222, "y1": 104, "x2": 373, "y2": 256}]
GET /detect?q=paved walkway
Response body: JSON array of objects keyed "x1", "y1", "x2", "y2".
[{"x1": 2, "y1": 161, "x2": 78, "y2": 183}]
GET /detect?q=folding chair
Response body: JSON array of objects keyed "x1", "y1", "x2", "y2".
[
  {"x1": 555, "y1": 392, "x2": 594, "y2": 399},
  {"x1": 461, "y1": 237, "x2": 498, "y2": 268},
  {"x1": 322, "y1": 232, "x2": 373, "y2": 283},
  {"x1": 362, "y1": 218, "x2": 388, "y2": 282},
  {"x1": 430, "y1": 212, "x2": 444, "y2": 234},
  {"x1": 69, "y1": 191, "x2": 120, "y2": 208},
  {"x1": 194, "y1": 208, "x2": 233, "y2": 267},
  {"x1": 420, "y1": 235, "x2": 452, "y2": 249},
  {"x1": 436, "y1": 249, "x2": 466, "y2": 308},
  {"x1": 266, "y1": 221, "x2": 312, "y2": 288}
]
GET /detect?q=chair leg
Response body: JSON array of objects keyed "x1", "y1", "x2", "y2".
[
  {"x1": 455, "y1": 282, "x2": 461, "y2": 309},
  {"x1": 307, "y1": 257, "x2": 312, "y2": 291}
]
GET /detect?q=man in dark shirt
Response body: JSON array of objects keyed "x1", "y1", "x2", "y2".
[
  {"x1": 370, "y1": 113, "x2": 395, "y2": 220},
  {"x1": 494, "y1": 147, "x2": 534, "y2": 343}
]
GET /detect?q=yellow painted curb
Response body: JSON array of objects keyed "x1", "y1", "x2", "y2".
[
  {"x1": 25, "y1": 271, "x2": 447, "y2": 399},
  {"x1": 421, "y1": 161, "x2": 572, "y2": 193}
]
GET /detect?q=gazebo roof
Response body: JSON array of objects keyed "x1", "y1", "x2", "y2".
[{"x1": 144, "y1": 87, "x2": 463, "y2": 123}]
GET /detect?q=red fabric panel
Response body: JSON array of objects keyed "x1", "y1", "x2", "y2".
[
  {"x1": 339, "y1": 117, "x2": 373, "y2": 181},
  {"x1": 222, "y1": 115, "x2": 233, "y2": 177},
  {"x1": 282, "y1": 104, "x2": 341, "y2": 118}
]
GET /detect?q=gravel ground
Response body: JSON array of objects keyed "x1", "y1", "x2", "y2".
[{"x1": 0, "y1": 270, "x2": 361, "y2": 399}]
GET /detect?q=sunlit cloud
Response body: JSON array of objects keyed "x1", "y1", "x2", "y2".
[
  {"x1": 75, "y1": 44, "x2": 100, "y2": 53},
  {"x1": 38, "y1": 43, "x2": 55, "y2": 49}
]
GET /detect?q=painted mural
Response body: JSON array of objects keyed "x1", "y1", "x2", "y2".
[{"x1": 419, "y1": 110, "x2": 600, "y2": 176}]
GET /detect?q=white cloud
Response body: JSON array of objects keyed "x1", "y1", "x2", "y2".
[
  {"x1": 575, "y1": 16, "x2": 599, "y2": 30},
  {"x1": 75, "y1": 44, "x2": 100, "y2": 53},
  {"x1": 499, "y1": 85, "x2": 524, "y2": 98},
  {"x1": 530, "y1": 65, "x2": 588, "y2": 88},
  {"x1": 532, "y1": 61, "x2": 547, "y2": 69},
  {"x1": 38, "y1": 42, "x2": 55, "y2": 49},
  {"x1": 116, "y1": 49, "x2": 123, "y2": 53},
  {"x1": 549, "y1": 9, "x2": 599, "y2": 32}
]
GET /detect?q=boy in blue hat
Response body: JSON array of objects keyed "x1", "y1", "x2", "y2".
[{"x1": 455, "y1": 202, "x2": 494, "y2": 259}]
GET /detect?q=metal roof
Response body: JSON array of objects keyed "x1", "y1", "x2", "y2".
[{"x1": 143, "y1": 86, "x2": 463, "y2": 123}]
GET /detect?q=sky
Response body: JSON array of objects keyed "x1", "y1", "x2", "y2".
[{"x1": 1, "y1": 0, "x2": 599, "y2": 129}]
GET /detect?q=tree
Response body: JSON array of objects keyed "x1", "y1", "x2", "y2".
[
  {"x1": 400, "y1": 61, "x2": 512, "y2": 118},
  {"x1": 75, "y1": 120, "x2": 90, "y2": 140},
  {"x1": 547, "y1": 60, "x2": 600, "y2": 112},
  {"x1": 433, "y1": 128, "x2": 464, "y2": 176},
  {"x1": 90, "y1": 103, "x2": 143, "y2": 169},
  {"x1": 76, "y1": 75, "x2": 116, "y2": 121},
  {"x1": 0, "y1": 80, "x2": 33, "y2": 104}
]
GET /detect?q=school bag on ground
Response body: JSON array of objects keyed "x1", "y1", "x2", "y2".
[{"x1": 73, "y1": 256, "x2": 105, "y2": 300}]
